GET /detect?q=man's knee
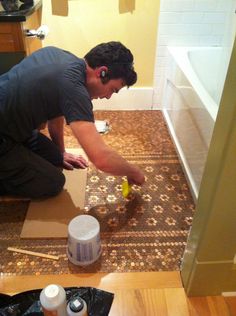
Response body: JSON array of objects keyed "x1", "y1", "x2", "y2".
[
  {"x1": 46, "y1": 170, "x2": 66, "y2": 197},
  {"x1": 9, "y1": 168, "x2": 66, "y2": 199},
  {"x1": 30, "y1": 169, "x2": 66, "y2": 199}
]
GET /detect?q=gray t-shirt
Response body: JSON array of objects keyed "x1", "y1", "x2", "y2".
[{"x1": 0, "y1": 46, "x2": 94, "y2": 144}]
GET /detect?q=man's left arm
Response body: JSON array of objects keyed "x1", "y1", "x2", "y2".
[
  {"x1": 47, "y1": 116, "x2": 88, "y2": 169},
  {"x1": 48, "y1": 116, "x2": 65, "y2": 152}
]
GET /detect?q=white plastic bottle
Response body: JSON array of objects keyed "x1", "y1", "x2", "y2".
[
  {"x1": 66, "y1": 296, "x2": 88, "y2": 316},
  {"x1": 40, "y1": 284, "x2": 67, "y2": 316}
]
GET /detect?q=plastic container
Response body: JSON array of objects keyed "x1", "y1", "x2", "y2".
[
  {"x1": 40, "y1": 284, "x2": 67, "y2": 316},
  {"x1": 67, "y1": 296, "x2": 88, "y2": 316},
  {"x1": 67, "y1": 215, "x2": 102, "y2": 266}
]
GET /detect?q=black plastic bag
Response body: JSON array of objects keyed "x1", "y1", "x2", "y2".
[{"x1": 0, "y1": 287, "x2": 114, "y2": 316}]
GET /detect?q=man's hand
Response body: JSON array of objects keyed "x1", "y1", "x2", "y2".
[
  {"x1": 63, "y1": 152, "x2": 89, "y2": 170},
  {"x1": 127, "y1": 167, "x2": 145, "y2": 186}
]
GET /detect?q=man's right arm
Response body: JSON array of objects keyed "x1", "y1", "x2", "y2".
[{"x1": 70, "y1": 120, "x2": 145, "y2": 185}]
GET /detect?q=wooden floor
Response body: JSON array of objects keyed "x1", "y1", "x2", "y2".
[{"x1": 1, "y1": 271, "x2": 235, "y2": 315}]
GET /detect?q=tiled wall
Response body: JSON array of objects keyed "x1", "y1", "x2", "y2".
[{"x1": 153, "y1": 0, "x2": 236, "y2": 107}]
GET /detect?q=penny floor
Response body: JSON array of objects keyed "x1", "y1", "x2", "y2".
[{"x1": 0, "y1": 111, "x2": 195, "y2": 276}]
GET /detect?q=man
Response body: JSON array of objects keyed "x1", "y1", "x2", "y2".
[{"x1": 0, "y1": 41, "x2": 145, "y2": 198}]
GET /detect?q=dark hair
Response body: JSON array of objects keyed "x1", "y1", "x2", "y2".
[{"x1": 84, "y1": 41, "x2": 137, "y2": 87}]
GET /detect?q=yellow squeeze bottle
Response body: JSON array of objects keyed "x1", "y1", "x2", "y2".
[{"x1": 122, "y1": 180, "x2": 131, "y2": 198}]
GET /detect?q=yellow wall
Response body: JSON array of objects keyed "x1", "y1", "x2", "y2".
[{"x1": 42, "y1": 0, "x2": 160, "y2": 87}]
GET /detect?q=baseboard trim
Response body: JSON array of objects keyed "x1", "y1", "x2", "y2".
[
  {"x1": 92, "y1": 87, "x2": 154, "y2": 110},
  {"x1": 222, "y1": 291, "x2": 236, "y2": 297}
]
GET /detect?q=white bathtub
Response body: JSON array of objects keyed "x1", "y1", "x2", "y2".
[{"x1": 162, "y1": 46, "x2": 225, "y2": 200}]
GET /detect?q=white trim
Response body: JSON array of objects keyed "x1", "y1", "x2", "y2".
[
  {"x1": 92, "y1": 87, "x2": 154, "y2": 110},
  {"x1": 222, "y1": 292, "x2": 236, "y2": 297},
  {"x1": 163, "y1": 109, "x2": 198, "y2": 202}
]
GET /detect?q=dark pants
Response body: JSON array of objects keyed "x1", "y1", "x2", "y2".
[{"x1": 0, "y1": 131, "x2": 65, "y2": 198}]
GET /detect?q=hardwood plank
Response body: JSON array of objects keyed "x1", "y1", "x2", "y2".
[
  {"x1": 115, "y1": 289, "x2": 147, "y2": 316},
  {"x1": 109, "y1": 289, "x2": 122, "y2": 316},
  {"x1": 141, "y1": 289, "x2": 168, "y2": 316},
  {"x1": 207, "y1": 296, "x2": 230, "y2": 316},
  {"x1": 110, "y1": 289, "x2": 168, "y2": 316},
  {"x1": 165, "y1": 288, "x2": 189, "y2": 316},
  {"x1": 187, "y1": 297, "x2": 211, "y2": 316},
  {"x1": 224, "y1": 297, "x2": 236, "y2": 316},
  {"x1": 0, "y1": 271, "x2": 182, "y2": 295},
  {"x1": 188, "y1": 296, "x2": 230, "y2": 316}
]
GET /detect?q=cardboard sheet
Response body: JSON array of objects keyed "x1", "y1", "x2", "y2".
[{"x1": 20, "y1": 148, "x2": 88, "y2": 239}]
